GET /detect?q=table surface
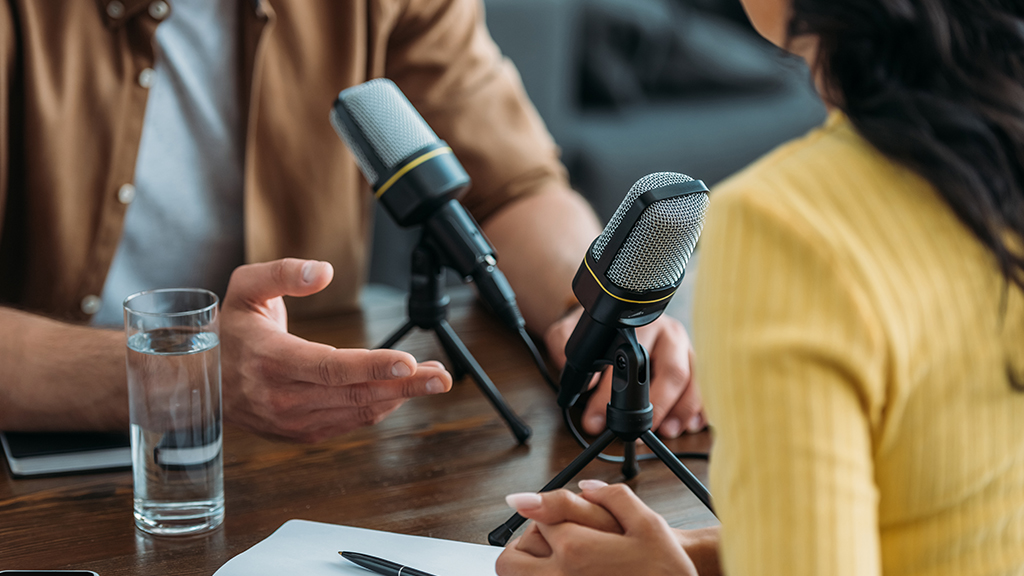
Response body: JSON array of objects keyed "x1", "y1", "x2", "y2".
[{"x1": 0, "y1": 286, "x2": 716, "y2": 575}]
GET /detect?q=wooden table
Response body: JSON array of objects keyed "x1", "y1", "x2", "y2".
[{"x1": 0, "y1": 287, "x2": 716, "y2": 575}]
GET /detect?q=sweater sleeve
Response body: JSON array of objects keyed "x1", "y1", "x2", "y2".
[{"x1": 694, "y1": 182, "x2": 887, "y2": 576}]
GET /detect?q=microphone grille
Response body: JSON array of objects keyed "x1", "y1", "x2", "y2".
[
  {"x1": 592, "y1": 172, "x2": 694, "y2": 261},
  {"x1": 594, "y1": 173, "x2": 709, "y2": 292},
  {"x1": 331, "y1": 78, "x2": 439, "y2": 184}
]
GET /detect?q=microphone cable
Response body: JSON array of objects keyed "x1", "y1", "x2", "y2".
[{"x1": 517, "y1": 326, "x2": 559, "y2": 393}]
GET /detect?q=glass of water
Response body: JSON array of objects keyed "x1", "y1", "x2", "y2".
[{"x1": 124, "y1": 288, "x2": 224, "y2": 536}]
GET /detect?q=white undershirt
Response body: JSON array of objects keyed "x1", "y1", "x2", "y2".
[{"x1": 92, "y1": 0, "x2": 244, "y2": 326}]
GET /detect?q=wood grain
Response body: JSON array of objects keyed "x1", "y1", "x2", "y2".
[{"x1": 0, "y1": 287, "x2": 716, "y2": 575}]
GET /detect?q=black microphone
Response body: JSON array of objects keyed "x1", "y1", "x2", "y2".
[
  {"x1": 329, "y1": 78, "x2": 524, "y2": 332},
  {"x1": 558, "y1": 172, "x2": 710, "y2": 409}
]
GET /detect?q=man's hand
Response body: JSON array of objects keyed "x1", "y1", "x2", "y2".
[
  {"x1": 543, "y1": 307, "x2": 705, "y2": 438},
  {"x1": 220, "y1": 258, "x2": 452, "y2": 443},
  {"x1": 496, "y1": 481, "x2": 699, "y2": 576}
]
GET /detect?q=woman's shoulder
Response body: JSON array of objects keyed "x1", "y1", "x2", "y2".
[
  {"x1": 707, "y1": 110, "x2": 943, "y2": 253},
  {"x1": 714, "y1": 111, "x2": 908, "y2": 212},
  {"x1": 700, "y1": 109, "x2": 995, "y2": 350}
]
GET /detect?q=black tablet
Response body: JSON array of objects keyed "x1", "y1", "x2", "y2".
[{"x1": 0, "y1": 431, "x2": 131, "y2": 478}]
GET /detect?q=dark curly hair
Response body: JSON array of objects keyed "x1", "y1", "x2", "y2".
[
  {"x1": 788, "y1": 0, "x2": 1024, "y2": 284},
  {"x1": 786, "y1": 0, "x2": 1024, "y2": 388}
]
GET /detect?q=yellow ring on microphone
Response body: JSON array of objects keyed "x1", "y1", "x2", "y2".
[
  {"x1": 584, "y1": 258, "x2": 677, "y2": 304},
  {"x1": 375, "y1": 147, "x2": 454, "y2": 199}
]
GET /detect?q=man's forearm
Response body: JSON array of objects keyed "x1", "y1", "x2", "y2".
[
  {"x1": 0, "y1": 307, "x2": 128, "y2": 431},
  {"x1": 482, "y1": 185, "x2": 602, "y2": 333}
]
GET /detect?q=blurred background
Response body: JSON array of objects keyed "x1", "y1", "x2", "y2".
[{"x1": 368, "y1": 0, "x2": 827, "y2": 313}]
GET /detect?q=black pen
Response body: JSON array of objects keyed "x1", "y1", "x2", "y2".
[{"x1": 340, "y1": 551, "x2": 439, "y2": 576}]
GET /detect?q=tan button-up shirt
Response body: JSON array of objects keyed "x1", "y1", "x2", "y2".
[{"x1": 0, "y1": 0, "x2": 567, "y2": 321}]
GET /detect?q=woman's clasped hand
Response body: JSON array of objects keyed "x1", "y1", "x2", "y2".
[{"x1": 495, "y1": 480, "x2": 711, "y2": 576}]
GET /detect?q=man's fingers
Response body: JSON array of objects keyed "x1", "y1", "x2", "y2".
[
  {"x1": 310, "y1": 400, "x2": 407, "y2": 436},
  {"x1": 647, "y1": 337, "x2": 695, "y2": 436},
  {"x1": 329, "y1": 365, "x2": 452, "y2": 404},
  {"x1": 268, "y1": 364, "x2": 451, "y2": 410},
  {"x1": 317, "y1": 347, "x2": 449, "y2": 387},
  {"x1": 582, "y1": 368, "x2": 613, "y2": 434},
  {"x1": 639, "y1": 319, "x2": 699, "y2": 437},
  {"x1": 286, "y1": 400, "x2": 408, "y2": 442},
  {"x1": 505, "y1": 489, "x2": 622, "y2": 534},
  {"x1": 259, "y1": 332, "x2": 432, "y2": 386},
  {"x1": 226, "y1": 258, "x2": 334, "y2": 306},
  {"x1": 681, "y1": 347, "x2": 707, "y2": 433},
  {"x1": 659, "y1": 376, "x2": 705, "y2": 438},
  {"x1": 226, "y1": 326, "x2": 452, "y2": 441}
]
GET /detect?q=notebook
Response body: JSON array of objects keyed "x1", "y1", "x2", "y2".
[
  {"x1": 213, "y1": 519, "x2": 502, "y2": 576},
  {"x1": 0, "y1": 431, "x2": 132, "y2": 477}
]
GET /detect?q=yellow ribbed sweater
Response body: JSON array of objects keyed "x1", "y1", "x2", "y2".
[{"x1": 694, "y1": 112, "x2": 1024, "y2": 576}]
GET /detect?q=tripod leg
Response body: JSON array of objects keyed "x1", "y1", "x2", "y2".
[
  {"x1": 640, "y1": 430, "x2": 716, "y2": 517},
  {"x1": 434, "y1": 320, "x2": 532, "y2": 444},
  {"x1": 488, "y1": 429, "x2": 618, "y2": 547},
  {"x1": 435, "y1": 331, "x2": 468, "y2": 381},
  {"x1": 621, "y1": 440, "x2": 640, "y2": 479},
  {"x1": 377, "y1": 320, "x2": 416, "y2": 350}
]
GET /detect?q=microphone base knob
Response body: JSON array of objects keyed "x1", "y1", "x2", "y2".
[{"x1": 606, "y1": 403, "x2": 653, "y2": 442}]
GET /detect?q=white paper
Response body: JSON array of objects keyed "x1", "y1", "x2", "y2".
[{"x1": 213, "y1": 519, "x2": 502, "y2": 576}]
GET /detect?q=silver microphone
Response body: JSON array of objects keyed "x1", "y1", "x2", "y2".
[
  {"x1": 558, "y1": 172, "x2": 709, "y2": 408},
  {"x1": 330, "y1": 78, "x2": 441, "y2": 190},
  {"x1": 593, "y1": 172, "x2": 709, "y2": 293},
  {"x1": 330, "y1": 79, "x2": 526, "y2": 332}
]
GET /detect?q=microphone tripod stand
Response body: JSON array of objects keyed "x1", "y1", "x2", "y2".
[
  {"x1": 377, "y1": 233, "x2": 532, "y2": 445},
  {"x1": 488, "y1": 327, "x2": 714, "y2": 546}
]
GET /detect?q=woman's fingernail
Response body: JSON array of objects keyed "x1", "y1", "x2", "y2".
[
  {"x1": 687, "y1": 415, "x2": 704, "y2": 432},
  {"x1": 301, "y1": 261, "x2": 319, "y2": 284},
  {"x1": 505, "y1": 492, "x2": 543, "y2": 510},
  {"x1": 425, "y1": 377, "x2": 444, "y2": 394},
  {"x1": 391, "y1": 362, "x2": 412, "y2": 378},
  {"x1": 661, "y1": 417, "x2": 682, "y2": 438},
  {"x1": 586, "y1": 413, "x2": 605, "y2": 431},
  {"x1": 578, "y1": 479, "x2": 608, "y2": 491}
]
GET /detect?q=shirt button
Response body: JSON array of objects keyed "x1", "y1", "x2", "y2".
[
  {"x1": 81, "y1": 295, "x2": 102, "y2": 316},
  {"x1": 138, "y1": 68, "x2": 155, "y2": 89},
  {"x1": 148, "y1": 1, "x2": 169, "y2": 20},
  {"x1": 117, "y1": 183, "x2": 136, "y2": 205},
  {"x1": 106, "y1": 1, "x2": 125, "y2": 19}
]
